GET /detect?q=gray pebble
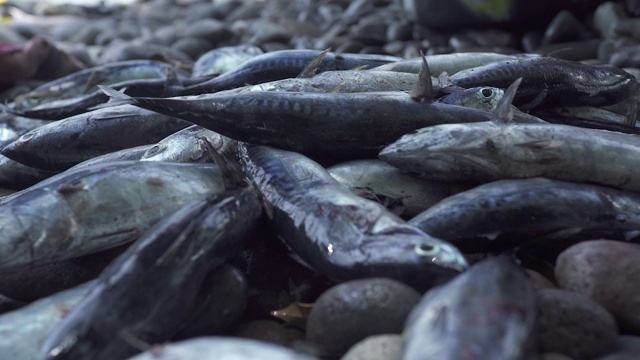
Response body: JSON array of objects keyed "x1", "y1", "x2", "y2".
[
  {"x1": 182, "y1": 18, "x2": 232, "y2": 45},
  {"x1": 536, "y1": 288, "x2": 618, "y2": 360},
  {"x1": 594, "y1": 2, "x2": 627, "y2": 39},
  {"x1": 595, "y1": 335, "x2": 640, "y2": 360},
  {"x1": 171, "y1": 37, "x2": 213, "y2": 60},
  {"x1": 306, "y1": 278, "x2": 420, "y2": 359},
  {"x1": 340, "y1": 334, "x2": 402, "y2": 360},
  {"x1": 555, "y1": 240, "x2": 640, "y2": 333},
  {"x1": 231, "y1": 320, "x2": 305, "y2": 348}
]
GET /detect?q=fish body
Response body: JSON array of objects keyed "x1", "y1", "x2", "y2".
[
  {"x1": 140, "y1": 125, "x2": 237, "y2": 163},
  {"x1": 373, "y1": 52, "x2": 519, "y2": 76},
  {"x1": 380, "y1": 121, "x2": 640, "y2": 191},
  {"x1": 0, "y1": 161, "x2": 226, "y2": 269},
  {"x1": 0, "y1": 154, "x2": 58, "y2": 190},
  {"x1": 180, "y1": 49, "x2": 403, "y2": 95},
  {"x1": 450, "y1": 56, "x2": 639, "y2": 109},
  {"x1": 103, "y1": 88, "x2": 495, "y2": 161},
  {"x1": 1, "y1": 105, "x2": 191, "y2": 171},
  {"x1": 404, "y1": 256, "x2": 536, "y2": 360},
  {"x1": 409, "y1": 178, "x2": 640, "y2": 252},
  {"x1": 67, "y1": 145, "x2": 154, "y2": 171},
  {"x1": 240, "y1": 144, "x2": 467, "y2": 287},
  {"x1": 39, "y1": 189, "x2": 262, "y2": 360},
  {"x1": 192, "y1": 44, "x2": 264, "y2": 77}
]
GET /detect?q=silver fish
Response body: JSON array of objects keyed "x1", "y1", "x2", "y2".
[{"x1": 140, "y1": 125, "x2": 237, "y2": 163}]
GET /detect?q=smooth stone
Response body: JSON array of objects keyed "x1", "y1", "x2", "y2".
[
  {"x1": 626, "y1": 0, "x2": 640, "y2": 16},
  {"x1": 613, "y1": 18, "x2": 640, "y2": 40},
  {"x1": 340, "y1": 334, "x2": 402, "y2": 360},
  {"x1": 231, "y1": 320, "x2": 305, "y2": 348},
  {"x1": 99, "y1": 42, "x2": 192, "y2": 63},
  {"x1": 48, "y1": 20, "x2": 88, "y2": 42},
  {"x1": 306, "y1": 278, "x2": 420, "y2": 359},
  {"x1": 248, "y1": 20, "x2": 292, "y2": 45},
  {"x1": 541, "y1": 10, "x2": 584, "y2": 45},
  {"x1": 526, "y1": 269, "x2": 556, "y2": 291},
  {"x1": 171, "y1": 37, "x2": 213, "y2": 59},
  {"x1": 555, "y1": 240, "x2": 640, "y2": 333},
  {"x1": 181, "y1": 18, "x2": 232, "y2": 45},
  {"x1": 386, "y1": 21, "x2": 412, "y2": 42},
  {"x1": 593, "y1": 2, "x2": 627, "y2": 39},
  {"x1": 536, "y1": 288, "x2": 618, "y2": 360}
]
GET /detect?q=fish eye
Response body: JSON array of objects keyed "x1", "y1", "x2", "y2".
[
  {"x1": 146, "y1": 145, "x2": 163, "y2": 156},
  {"x1": 414, "y1": 242, "x2": 439, "y2": 256},
  {"x1": 19, "y1": 133, "x2": 34, "y2": 142},
  {"x1": 480, "y1": 88, "x2": 493, "y2": 98}
]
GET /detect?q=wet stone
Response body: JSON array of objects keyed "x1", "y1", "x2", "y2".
[
  {"x1": 181, "y1": 18, "x2": 232, "y2": 45},
  {"x1": 171, "y1": 37, "x2": 214, "y2": 60},
  {"x1": 340, "y1": 334, "x2": 403, "y2": 360},
  {"x1": 541, "y1": 10, "x2": 584, "y2": 45},
  {"x1": 594, "y1": 2, "x2": 628, "y2": 39},
  {"x1": 555, "y1": 240, "x2": 640, "y2": 333},
  {"x1": 230, "y1": 319, "x2": 305, "y2": 348},
  {"x1": 536, "y1": 288, "x2": 618, "y2": 360}
]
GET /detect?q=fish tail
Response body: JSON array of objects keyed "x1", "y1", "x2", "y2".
[{"x1": 98, "y1": 85, "x2": 136, "y2": 105}]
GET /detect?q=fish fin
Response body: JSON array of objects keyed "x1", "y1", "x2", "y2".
[
  {"x1": 98, "y1": 85, "x2": 136, "y2": 106},
  {"x1": 0, "y1": 103, "x2": 19, "y2": 116},
  {"x1": 494, "y1": 77, "x2": 522, "y2": 123},
  {"x1": 298, "y1": 48, "x2": 331, "y2": 78},
  {"x1": 410, "y1": 50, "x2": 433, "y2": 101},
  {"x1": 198, "y1": 136, "x2": 245, "y2": 190},
  {"x1": 515, "y1": 140, "x2": 559, "y2": 149}
]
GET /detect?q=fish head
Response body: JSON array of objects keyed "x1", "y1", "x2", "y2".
[
  {"x1": 361, "y1": 224, "x2": 469, "y2": 287},
  {"x1": 380, "y1": 123, "x2": 504, "y2": 182}
]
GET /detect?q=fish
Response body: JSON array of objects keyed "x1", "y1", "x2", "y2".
[
  {"x1": 127, "y1": 337, "x2": 319, "y2": 360},
  {"x1": 0, "y1": 281, "x2": 93, "y2": 360},
  {"x1": 327, "y1": 159, "x2": 451, "y2": 219},
  {"x1": 403, "y1": 255, "x2": 536, "y2": 360},
  {"x1": 450, "y1": 56, "x2": 639, "y2": 109},
  {"x1": 192, "y1": 44, "x2": 264, "y2": 77},
  {"x1": 99, "y1": 85, "x2": 496, "y2": 162},
  {"x1": 67, "y1": 145, "x2": 155, "y2": 171},
  {"x1": 408, "y1": 178, "x2": 640, "y2": 252},
  {"x1": 1, "y1": 105, "x2": 191, "y2": 171},
  {"x1": 179, "y1": 49, "x2": 403, "y2": 95},
  {"x1": 38, "y1": 188, "x2": 262, "y2": 360},
  {"x1": 140, "y1": 125, "x2": 237, "y2": 163},
  {"x1": 0, "y1": 161, "x2": 227, "y2": 269},
  {"x1": 379, "y1": 121, "x2": 640, "y2": 192},
  {"x1": 239, "y1": 144, "x2": 468, "y2": 288},
  {"x1": 0, "y1": 154, "x2": 59, "y2": 190}
]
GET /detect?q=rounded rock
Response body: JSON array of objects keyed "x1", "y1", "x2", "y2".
[
  {"x1": 306, "y1": 278, "x2": 421, "y2": 359},
  {"x1": 340, "y1": 334, "x2": 403, "y2": 360},
  {"x1": 555, "y1": 240, "x2": 640, "y2": 333},
  {"x1": 536, "y1": 288, "x2": 618, "y2": 359}
]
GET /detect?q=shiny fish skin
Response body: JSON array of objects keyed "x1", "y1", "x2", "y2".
[
  {"x1": 67, "y1": 145, "x2": 154, "y2": 171},
  {"x1": 239, "y1": 144, "x2": 467, "y2": 287},
  {"x1": 192, "y1": 44, "x2": 264, "y2": 77},
  {"x1": 380, "y1": 121, "x2": 640, "y2": 191},
  {"x1": 39, "y1": 189, "x2": 262, "y2": 360},
  {"x1": 439, "y1": 86, "x2": 505, "y2": 112},
  {"x1": 0, "y1": 154, "x2": 58, "y2": 190},
  {"x1": 403, "y1": 256, "x2": 536, "y2": 360},
  {"x1": 180, "y1": 49, "x2": 403, "y2": 95},
  {"x1": 450, "y1": 56, "x2": 639, "y2": 109},
  {"x1": 102, "y1": 87, "x2": 495, "y2": 162},
  {"x1": 409, "y1": 178, "x2": 640, "y2": 252},
  {"x1": 327, "y1": 159, "x2": 451, "y2": 219},
  {"x1": 0, "y1": 281, "x2": 93, "y2": 360},
  {"x1": 0, "y1": 161, "x2": 226, "y2": 270},
  {"x1": 1, "y1": 105, "x2": 191, "y2": 171},
  {"x1": 127, "y1": 337, "x2": 319, "y2": 360}
]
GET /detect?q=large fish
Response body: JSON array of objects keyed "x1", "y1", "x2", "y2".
[
  {"x1": 403, "y1": 255, "x2": 536, "y2": 360},
  {"x1": 39, "y1": 189, "x2": 262, "y2": 360},
  {"x1": 100, "y1": 86, "x2": 495, "y2": 162},
  {"x1": 380, "y1": 121, "x2": 640, "y2": 191},
  {"x1": 408, "y1": 178, "x2": 640, "y2": 252},
  {"x1": 0, "y1": 161, "x2": 226, "y2": 269},
  {"x1": 239, "y1": 144, "x2": 467, "y2": 288}
]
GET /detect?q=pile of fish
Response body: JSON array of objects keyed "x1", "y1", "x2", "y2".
[{"x1": 2, "y1": 1, "x2": 640, "y2": 360}]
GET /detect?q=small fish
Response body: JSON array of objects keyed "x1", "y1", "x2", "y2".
[
  {"x1": 404, "y1": 255, "x2": 536, "y2": 360},
  {"x1": 192, "y1": 44, "x2": 264, "y2": 77},
  {"x1": 67, "y1": 145, "x2": 154, "y2": 171},
  {"x1": 239, "y1": 144, "x2": 467, "y2": 288}
]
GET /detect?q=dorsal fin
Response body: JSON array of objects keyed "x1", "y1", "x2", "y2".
[
  {"x1": 298, "y1": 48, "x2": 331, "y2": 78},
  {"x1": 494, "y1": 77, "x2": 522, "y2": 123},
  {"x1": 410, "y1": 50, "x2": 433, "y2": 101}
]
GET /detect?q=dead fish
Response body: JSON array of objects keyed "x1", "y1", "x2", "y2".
[
  {"x1": 379, "y1": 121, "x2": 640, "y2": 192},
  {"x1": 99, "y1": 85, "x2": 495, "y2": 162},
  {"x1": 67, "y1": 145, "x2": 154, "y2": 171},
  {"x1": 239, "y1": 144, "x2": 468, "y2": 288},
  {"x1": 1, "y1": 105, "x2": 191, "y2": 171},
  {"x1": 450, "y1": 56, "x2": 639, "y2": 109},
  {"x1": 404, "y1": 255, "x2": 536, "y2": 360},
  {"x1": 0, "y1": 154, "x2": 59, "y2": 190},
  {"x1": 179, "y1": 49, "x2": 403, "y2": 95},
  {"x1": 0, "y1": 161, "x2": 227, "y2": 270},
  {"x1": 39, "y1": 188, "x2": 262, "y2": 360},
  {"x1": 373, "y1": 52, "x2": 520, "y2": 76},
  {"x1": 0, "y1": 281, "x2": 94, "y2": 360},
  {"x1": 409, "y1": 178, "x2": 640, "y2": 253},
  {"x1": 192, "y1": 44, "x2": 264, "y2": 77}
]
